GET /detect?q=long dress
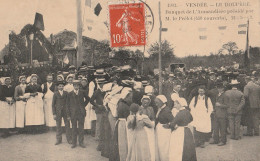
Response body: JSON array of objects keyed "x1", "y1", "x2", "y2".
[
  {"x1": 169, "y1": 108, "x2": 197, "y2": 161},
  {"x1": 141, "y1": 106, "x2": 156, "y2": 161},
  {"x1": 189, "y1": 95, "x2": 213, "y2": 133},
  {"x1": 14, "y1": 84, "x2": 27, "y2": 128},
  {"x1": 0, "y1": 85, "x2": 15, "y2": 128},
  {"x1": 155, "y1": 105, "x2": 174, "y2": 161},
  {"x1": 84, "y1": 81, "x2": 96, "y2": 129},
  {"x1": 126, "y1": 114, "x2": 154, "y2": 161},
  {"x1": 109, "y1": 99, "x2": 130, "y2": 161},
  {"x1": 25, "y1": 84, "x2": 45, "y2": 126},
  {"x1": 42, "y1": 82, "x2": 56, "y2": 127}
]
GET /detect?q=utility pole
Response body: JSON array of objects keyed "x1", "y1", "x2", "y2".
[
  {"x1": 158, "y1": 1, "x2": 162, "y2": 95},
  {"x1": 76, "y1": 0, "x2": 83, "y2": 68}
]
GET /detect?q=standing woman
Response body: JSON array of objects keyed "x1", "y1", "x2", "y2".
[
  {"x1": 109, "y1": 87, "x2": 133, "y2": 161},
  {"x1": 126, "y1": 103, "x2": 154, "y2": 161},
  {"x1": 155, "y1": 95, "x2": 174, "y2": 161},
  {"x1": 14, "y1": 76, "x2": 28, "y2": 132},
  {"x1": 25, "y1": 74, "x2": 45, "y2": 133},
  {"x1": 189, "y1": 85, "x2": 213, "y2": 148},
  {"x1": 140, "y1": 95, "x2": 155, "y2": 161},
  {"x1": 42, "y1": 74, "x2": 56, "y2": 128},
  {"x1": 0, "y1": 77, "x2": 15, "y2": 138},
  {"x1": 64, "y1": 74, "x2": 75, "y2": 93},
  {"x1": 169, "y1": 97, "x2": 197, "y2": 161}
]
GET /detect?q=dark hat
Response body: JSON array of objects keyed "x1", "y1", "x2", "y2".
[
  {"x1": 69, "y1": 65, "x2": 76, "y2": 70},
  {"x1": 121, "y1": 80, "x2": 134, "y2": 87},
  {"x1": 56, "y1": 81, "x2": 66, "y2": 86}
]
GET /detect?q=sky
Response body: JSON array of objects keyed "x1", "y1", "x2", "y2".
[{"x1": 0, "y1": 0, "x2": 259, "y2": 57}]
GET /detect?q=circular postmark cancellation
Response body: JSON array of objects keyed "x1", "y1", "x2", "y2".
[{"x1": 108, "y1": 0, "x2": 154, "y2": 48}]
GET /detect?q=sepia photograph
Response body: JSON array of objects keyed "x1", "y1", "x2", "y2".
[{"x1": 0, "y1": 0, "x2": 259, "y2": 161}]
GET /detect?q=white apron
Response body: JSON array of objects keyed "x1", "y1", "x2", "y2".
[
  {"x1": 0, "y1": 99, "x2": 15, "y2": 128},
  {"x1": 43, "y1": 90, "x2": 56, "y2": 127},
  {"x1": 169, "y1": 126, "x2": 185, "y2": 161},
  {"x1": 84, "y1": 81, "x2": 97, "y2": 129},
  {"x1": 144, "y1": 121, "x2": 156, "y2": 161},
  {"x1": 16, "y1": 100, "x2": 26, "y2": 128},
  {"x1": 190, "y1": 96, "x2": 213, "y2": 133},
  {"x1": 25, "y1": 93, "x2": 44, "y2": 126},
  {"x1": 155, "y1": 123, "x2": 171, "y2": 161}
]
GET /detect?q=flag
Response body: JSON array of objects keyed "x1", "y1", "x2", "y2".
[
  {"x1": 85, "y1": 0, "x2": 91, "y2": 7},
  {"x1": 199, "y1": 36, "x2": 207, "y2": 40},
  {"x1": 63, "y1": 54, "x2": 69, "y2": 64},
  {"x1": 218, "y1": 26, "x2": 227, "y2": 30},
  {"x1": 34, "y1": 13, "x2": 44, "y2": 31},
  {"x1": 94, "y1": 3, "x2": 102, "y2": 16},
  {"x1": 238, "y1": 30, "x2": 247, "y2": 34},
  {"x1": 238, "y1": 24, "x2": 247, "y2": 28}
]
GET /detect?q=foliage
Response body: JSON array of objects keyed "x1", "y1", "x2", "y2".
[{"x1": 218, "y1": 41, "x2": 239, "y2": 55}]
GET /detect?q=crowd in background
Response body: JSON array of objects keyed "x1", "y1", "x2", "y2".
[{"x1": 0, "y1": 64, "x2": 260, "y2": 161}]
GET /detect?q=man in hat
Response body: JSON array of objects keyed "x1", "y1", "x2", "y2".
[
  {"x1": 209, "y1": 81, "x2": 229, "y2": 146},
  {"x1": 162, "y1": 74, "x2": 175, "y2": 108},
  {"x1": 90, "y1": 77, "x2": 107, "y2": 146},
  {"x1": 243, "y1": 76, "x2": 260, "y2": 136},
  {"x1": 67, "y1": 80, "x2": 89, "y2": 148},
  {"x1": 52, "y1": 81, "x2": 72, "y2": 145},
  {"x1": 207, "y1": 72, "x2": 217, "y2": 90},
  {"x1": 225, "y1": 80, "x2": 245, "y2": 140},
  {"x1": 68, "y1": 65, "x2": 76, "y2": 74}
]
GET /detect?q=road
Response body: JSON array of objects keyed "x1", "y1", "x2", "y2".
[{"x1": 0, "y1": 131, "x2": 259, "y2": 161}]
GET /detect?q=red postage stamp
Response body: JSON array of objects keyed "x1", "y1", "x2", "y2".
[{"x1": 109, "y1": 3, "x2": 146, "y2": 47}]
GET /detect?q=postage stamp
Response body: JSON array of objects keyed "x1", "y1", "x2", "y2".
[{"x1": 109, "y1": 3, "x2": 146, "y2": 47}]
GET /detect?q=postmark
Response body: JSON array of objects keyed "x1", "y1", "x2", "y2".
[{"x1": 109, "y1": 3, "x2": 146, "y2": 47}]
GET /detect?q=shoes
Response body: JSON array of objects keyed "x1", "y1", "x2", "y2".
[
  {"x1": 71, "y1": 144, "x2": 77, "y2": 149},
  {"x1": 1, "y1": 133, "x2": 10, "y2": 138},
  {"x1": 254, "y1": 133, "x2": 259, "y2": 136},
  {"x1": 79, "y1": 144, "x2": 86, "y2": 148},
  {"x1": 96, "y1": 146, "x2": 101, "y2": 151},
  {"x1": 67, "y1": 140, "x2": 72, "y2": 144},
  {"x1": 218, "y1": 142, "x2": 226, "y2": 146},
  {"x1": 55, "y1": 141, "x2": 62, "y2": 145},
  {"x1": 209, "y1": 140, "x2": 218, "y2": 144}
]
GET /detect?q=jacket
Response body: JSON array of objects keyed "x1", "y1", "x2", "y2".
[
  {"x1": 244, "y1": 81, "x2": 260, "y2": 109},
  {"x1": 52, "y1": 90, "x2": 69, "y2": 117},
  {"x1": 225, "y1": 88, "x2": 245, "y2": 114}
]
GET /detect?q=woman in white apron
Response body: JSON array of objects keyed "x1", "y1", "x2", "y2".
[
  {"x1": 14, "y1": 76, "x2": 28, "y2": 132},
  {"x1": 25, "y1": 74, "x2": 45, "y2": 133},
  {"x1": 109, "y1": 87, "x2": 133, "y2": 161},
  {"x1": 0, "y1": 77, "x2": 15, "y2": 138},
  {"x1": 42, "y1": 74, "x2": 56, "y2": 128},
  {"x1": 140, "y1": 95, "x2": 156, "y2": 161},
  {"x1": 155, "y1": 95, "x2": 174, "y2": 161},
  {"x1": 189, "y1": 86, "x2": 213, "y2": 148},
  {"x1": 84, "y1": 80, "x2": 96, "y2": 130},
  {"x1": 169, "y1": 97, "x2": 197, "y2": 161}
]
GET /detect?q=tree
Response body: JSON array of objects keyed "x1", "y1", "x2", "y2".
[
  {"x1": 148, "y1": 40, "x2": 175, "y2": 68},
  {"x1": 218, "y1": 42, "x2": 239, "y2": 55}
]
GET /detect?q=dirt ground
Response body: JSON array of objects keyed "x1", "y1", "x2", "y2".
[{"x1": 0, "y1": 131, "x2": 259, "y2": 161}]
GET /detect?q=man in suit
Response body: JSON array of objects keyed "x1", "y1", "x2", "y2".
[
  {"x1": 67, "y1": 80, "x2": 89, "y2": 148},
  {"x1": 243, "y1": 76, "x2": 260, "y2": 136},
  {"x1": 209, "y1": 81, "x2": 229, "y2": 146},
  {"x1": 52, "y1": 81, "x2": 72, "y2": 145},
  {"x1": 225, "y1": 80, "x2": 245, "y2": 140}
]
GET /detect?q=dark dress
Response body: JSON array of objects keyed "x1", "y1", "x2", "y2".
[
  {"x1": 109, "y1": 99, "x2": 130, "y2": 161},
  {"x1": 169, "y1": 109, "x2": 197, "y2": 161}
]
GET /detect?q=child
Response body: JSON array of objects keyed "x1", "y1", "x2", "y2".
[
  {"x1": 52, "y1": 81, "x2": 72, "y2": 145},
  {"x1": 126, "y1": 103, "x2": 154, "y2": 161}
]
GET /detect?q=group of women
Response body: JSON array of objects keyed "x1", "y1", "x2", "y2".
[{"x1": 105, "y1": 83, "x2": 197, "y2": 161}]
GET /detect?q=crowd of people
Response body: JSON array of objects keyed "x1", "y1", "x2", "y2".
[{"x1": 0, "y1": 64, "x2": 260, "y2": 161}]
